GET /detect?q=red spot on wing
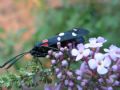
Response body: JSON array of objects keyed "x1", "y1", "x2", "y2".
[{"x1": 41, "y1": 39, "x2": 48, "y2": 47}]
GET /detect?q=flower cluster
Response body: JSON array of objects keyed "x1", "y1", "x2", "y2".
[
  {"x1": 1, "y1": 36, "x2": 119, "y2": 90},
  {"x1": 45, "y1": 36, "x2": 120, "y2": 90}
]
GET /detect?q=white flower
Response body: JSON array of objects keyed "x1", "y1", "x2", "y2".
[
  {"x1": 85, "y1": 38, "x2": 104, "y2": 48},
  {"x1": 71, "y1": 44, "x2": 90, "y2": 61},
  {"x1": 104, "y1": 45, "x2": 120, "y2": 60},
  {"x1": 88, "y1": 53, "x2": 111, "y2": 75}
]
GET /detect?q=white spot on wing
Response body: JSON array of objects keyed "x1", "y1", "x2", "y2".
[
  {"x1": 73, "y1": 28, "x2": 77, "y2": 31},
  {"x1": 72, "y1": 32, "x2": 77, "y2": 36},
  {"x1": 59, "y1": 33, "x2": 64, "y2": 36},
  {"x1": 57, "y1": 37, "x2": 61, "y2": 41}
]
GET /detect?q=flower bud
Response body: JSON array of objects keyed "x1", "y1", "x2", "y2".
[
  {"x1": 64, "y1": 47, "x2": 68, "y2": 51},
  {"x1": 77, "y1": 76, "x2": 82, "y2": 80},
  {"x1": 51, "y1": 60, "x2": 56, "y2": 65},
  {"x1": 55, "y1": 53, "x2": 59, "y2": 59},
  {"x1": 75, "y1": 70, "x2": 82, "y2": 76},
  {"x1": 61, "y1": 60, "x2": 68, "y2": 67},
  {"x1": 81, "y1": 81, "x2": 86, "y2": 86},
  {"x1": 66, "y1": 71, "x2": 73, "y2": 77},
  {"x1": 69, "y1": 81, "x2": 74, "y2": 87},
  {"x1": 55, "y1": 83, "x2": 61, "y2": 90},
  {"x1": 112, "y1": 65, "x2": 118, "y2": 72},
  {"x1": 55, "y1": 68, "x2": 60, "y2": 73},
  {"x1": 68, "y1": 87, "x2": 72, "y2": 90},
  {"x1": 83, "y1": 79, "x2": 88, "y2": 83},
  {"x1": 57, "y1": 72, "x2": 62, "y2": 79},
  {"x1": 77, "y1": 85, "x2": 82, "y2": 90},
  {"x1": 48, "y1": 50, "x2": 53, "y2": 55},
  {"x1": 46, "y1": 55, "x2": 50, "y2": 58},
  {"x1": 52, "y1": 52, "x2": 56, "y2": 56},
  {"x1": 60, "y1": 47, "x2": 64, "y2": 52},
  {"x1": 106, "y1": 78, "x2": 113, "y2": 84},
  {"x1": 107, "y1": 87, "x2": 113, "y2": 90},
  {"x1": 68, "y1": 43, "x2": 72, "y2": 49},
  {"x1": 57, "y1": 42, "x2": 61, "y2": 49},
  {"x1": 64, "y1": 79, "x2": 69, "y2": 85},
  {"x1": 98, "y1": 78, "x2": 103, "y2": 83},
  {"x1": 58, "y1": 52, "x2": 63, "y2": 56},
  {"x1": 113, "y1": 81, "x2": 119, "y2": 86},
  {"x1": 109, "y1": 74, "x2": 117, "y2": 79}
]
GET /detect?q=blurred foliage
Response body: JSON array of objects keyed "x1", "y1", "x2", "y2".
[
  {"x1": 0, "y1": 59, "x2": 52, "y2": 90},
  {"x1": 34, "y1": 0, "x2": 120, "y2": 46}
]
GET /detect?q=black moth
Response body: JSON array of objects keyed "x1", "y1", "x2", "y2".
[{"x1": 0, "y1": 28, "x2": 89, "y2": 69}]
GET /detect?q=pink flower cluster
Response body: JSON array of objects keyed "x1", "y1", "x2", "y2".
[{"x1": 45, "y1": 37, "x2": 120, "y2": 90}]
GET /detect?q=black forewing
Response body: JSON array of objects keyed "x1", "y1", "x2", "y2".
[
  {"x1": 73, "y1": 28, "x2": 89, "y2": 36},
  {"x1": 48, "y1": 28, "x2": 89, "y2": 46}
]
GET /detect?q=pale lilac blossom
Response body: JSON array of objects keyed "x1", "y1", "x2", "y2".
[
  {"x1": 97, "y1": 36, "x2": 107, "y2": 43},
  {"x1": 88, "y1": 53, "x2": 111, "y2": 75},
  {"x1": 71, "y1": 44, "x2": 90, "y2": 61},
  {"x1": 47, "y1": 36, "x2": 120, "y2": 90},
  {"x1": 85, "y1": 38, "x2": 103, "y2": 48},
  {"x1": 104, "y1": 45, "x2": 120, "y2": 60}
]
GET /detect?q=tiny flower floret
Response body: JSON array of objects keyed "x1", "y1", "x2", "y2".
[
  {"x1": 71, "y1": 44, "x2": 90, "y2": 61},
  {"x1": 85, "y1": 37, "x2": 105, "y2": 48},
  {"x1": 97, "y1": 36, "x2": 107, "y2": 43},
  {"x1": 61, "y1": 60, "x2": 68, "y2": 66},
  {"x1": 57, "y1": 72, "x2": 62, "y2": 79},
  {"x1": 104, "y1": 45, "x2": 120, "y2": 60},
  {"x1": 88, "y1": 53, "x2": 111, "y2": 75},
  {"x1": 51, "y1": 59, "x2": 56, "y2": 64}
]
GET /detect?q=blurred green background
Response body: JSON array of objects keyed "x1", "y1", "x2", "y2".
[{"x1": 0, "y1": 0, "x2": 120, "y2": 71}]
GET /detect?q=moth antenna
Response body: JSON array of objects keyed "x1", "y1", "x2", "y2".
[
  {"x1": 6, "y1": 54, "x2": 26, "y2": 69},
  {"x1": 0, "y1": 52, "x2": 29, "y2": 68}
]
